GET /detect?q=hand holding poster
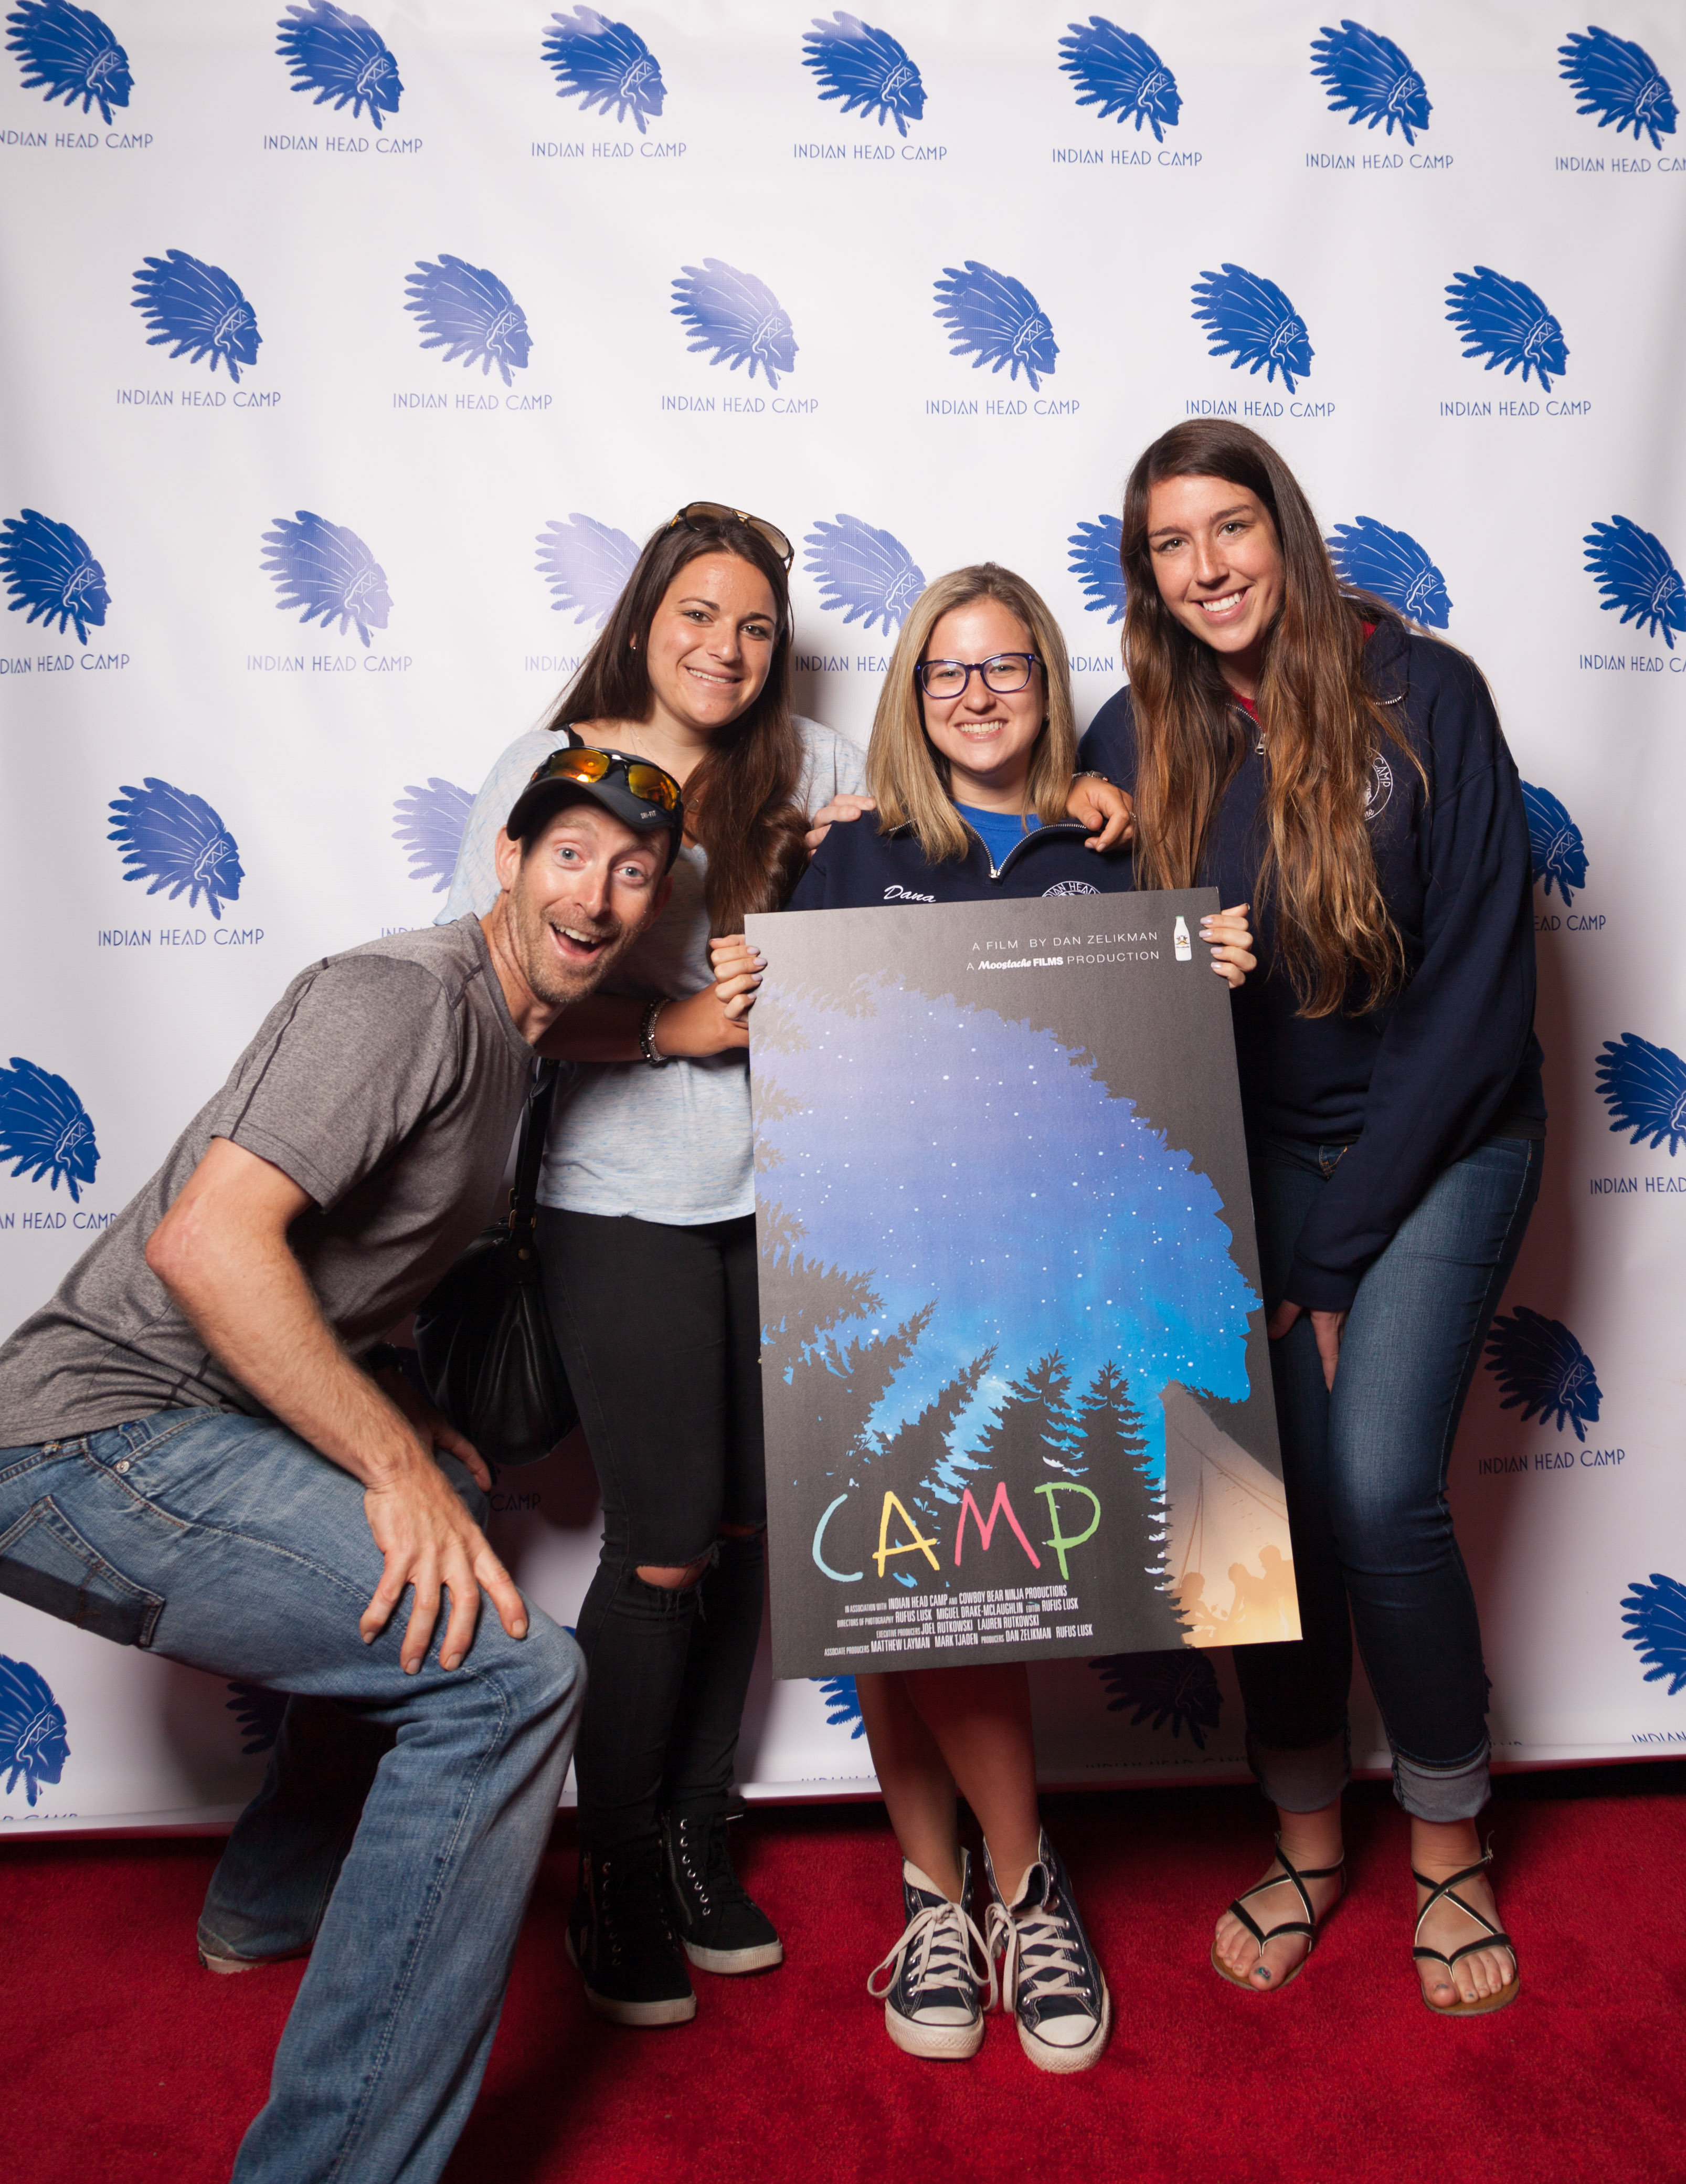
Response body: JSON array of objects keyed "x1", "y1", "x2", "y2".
[{"x1": 748, "y1": 888, "x2": 1301, "y2": 1682}]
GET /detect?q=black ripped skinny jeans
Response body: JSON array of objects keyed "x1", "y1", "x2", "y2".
[{"x1": 536, "y1": 1207, "x2": 766, "y2": 1849}]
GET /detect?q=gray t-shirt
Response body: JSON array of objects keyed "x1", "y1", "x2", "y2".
[
  {"x1": 0, "y1": 918, "x2": 535, "y2": 1446},
  {"x1": 442, "y1": 718, "x2": 867, "y2": 1225}
]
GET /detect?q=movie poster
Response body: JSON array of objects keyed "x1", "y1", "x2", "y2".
[{"x1": 746, "y1": 888, "x2": 1300, "y2": 1683}]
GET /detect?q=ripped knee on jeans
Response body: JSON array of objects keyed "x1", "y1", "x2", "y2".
[
  {"x1": 634, "y1": 1557, "x2": 711, "y2": 1591},
  {"x1": 635, "y1": 1524, "x2": 764, "y2": 1589}
]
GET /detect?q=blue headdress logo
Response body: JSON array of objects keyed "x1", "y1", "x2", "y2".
[
  {"x1": 1445, "y1": 267, "x2": 1567, "y2": 392},
  {"x1": 1520, "y1": 782, "x2": 1588, "y2": 907},
  {"x1": 405, "y1": 257, "x2": 532, "y2": 387},
  {"x1": 1090, "y1": 1650, "x2": 1223, "y2": 1748},
  {"x1": 802, "y1": 12, "x2": 926, "y2": 137},
  {"x1": 225, "y1": 1681, "x2": 287, "y2": 1757},
  {"x1": 1057, "y1": 19, "x2": 1181, "y2": 141},
  {"x1": 815, "y1": 1673, "x2": 866, "y2": 1737},
  {"x1": 671, "y1": 260, "x2": 797, "y2": 389},
  {"x1": 1484, "y1": 1307, "x2": 1602, "y2": 1438},
  {"x1": 542, "y1": 7, "x2": 665, "y2": 133},
  {"x1": 1622, "y1": 1573, "x2": 1686, "y2": 1697},
  {"x1": 5, "y1": 0, "x2": 131, "y2": 124},
  {"x1": 393, "y1": 778, "x2": 472, "y2": 893},
  {"x1": 108, "y1": 778, "x2": 245, "y2": 921},
  {"x1": 1559, "y1": 26, "x2": 1676, "y2": 151},
  {"x1": 261, "y1": 510, "x2": 391, "y2": 647},
  {"x1": 1191, "y1": 263, "x2": 1312, "y2": 393},
  {"x1": 1595, "y1": 1032, "x2": 1686, "y2": 1156},
  {"x1": 934, "y1": 261, "x2": 1058, "y2": 392},
  {"x1": 0, "y1": 1057, "x2": 99, "y2": 1201},
  {"x1": 802, "y1": 513, "x2": 925, "y2": 636},
  {"x1": 276, "y1": 3, "x2": 402, "y2": 129},
  {"x1": 0, "y1": 1655, "x2": 69, "y2": 1808},
  {"x1": 1068, "y1": 514, "x2": 1126, "y2": 622},
  {"x1": 1309, "y1": 18, "x2": 1430, "y2": 143},
  {"x1": 132, "y1": 250, "x2": 262, "y2": 383},
  {"x1": 0, "y1": 508, "x2": 109, "y2": 645},
  {"x1": 536, "y1": 513, "x2": 640, "y2": 626},
  {"x1": 1325, "y1": 516, "x2": 1450, "y2": 628},
  {"x1": 1583, "y1": 515, "x2": 1683, "y2": 650}
]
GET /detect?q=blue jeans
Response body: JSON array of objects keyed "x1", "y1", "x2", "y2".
[
  {"x1": 0, "y1": 1409, "x2": 583, "y2": 2184},
  {"x1": 1234, "y1": 1134, "x2": 1542, "y2": 1823}
]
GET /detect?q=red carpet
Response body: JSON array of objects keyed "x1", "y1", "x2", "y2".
[{"x1": 3, "y1": 1772, "x2": 1682, "y2": 2184}]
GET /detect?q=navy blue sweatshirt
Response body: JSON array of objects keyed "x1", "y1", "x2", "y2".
[
  {"x1": 788, "y1": 813, "x2": 1136, "y2": 910},
  {"x1": 1077, "y1": 618, "x2": 1543, "y2": 1313}
]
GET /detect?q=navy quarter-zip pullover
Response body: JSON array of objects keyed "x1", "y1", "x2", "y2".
[
  {"x1": 1077, "y1": 617, "x2": 1543, "y2": 1313},
  {"x1": 789, "y1": 814, "x2": 1135, "y2": 910}
]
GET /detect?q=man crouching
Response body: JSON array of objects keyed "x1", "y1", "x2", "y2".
[{"x1": 0, "y1": 753, "x2": 682, "y2": 2183}]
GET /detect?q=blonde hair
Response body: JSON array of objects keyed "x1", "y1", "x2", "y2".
[{"x1": 865, "y1": 564, "x2": 1077, "y2": 863}]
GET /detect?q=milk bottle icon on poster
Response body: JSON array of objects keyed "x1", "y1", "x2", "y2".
[{"x1": 1174, "y1": 916, "x2": 1192, "y2": 961}]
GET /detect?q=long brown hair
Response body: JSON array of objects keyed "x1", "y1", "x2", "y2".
[
  {"x1": 866, "y1": 564, "x2": 1078, "y2": 862},
  {"x1": 1121, "y1": 419, "x2": 1420, "y2": 1016},
  {"x1": 542, "y1": 511, "x2": 807, "y2": 931}
]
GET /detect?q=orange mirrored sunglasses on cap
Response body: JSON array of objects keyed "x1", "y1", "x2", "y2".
[{"x1": 527, "y1": 745, "x2": 682, "y2": 816}]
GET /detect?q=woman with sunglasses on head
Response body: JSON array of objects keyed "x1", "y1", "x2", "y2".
[
  {"x1": 442, "y1": 503, "x2": 867, "y2": 2028},
  {"x1": 786, "y1": 563, "x2": 1254, "y2": 2072},
  {"x1": 445, "y1": 508, "x2": 1132, "y2": 2032},
  {"x1": 1077, "y1": 421, "x2": 1541, "y2": 2016}
]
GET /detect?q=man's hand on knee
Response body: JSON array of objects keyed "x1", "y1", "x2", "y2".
[{"x1": 360, "y1": 1447, "x2": 529, "y2": 1673}]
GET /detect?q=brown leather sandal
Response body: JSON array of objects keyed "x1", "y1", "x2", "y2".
[{"x1": 1211, "y1": 1835, "x2": 1345, "y2": 1993}]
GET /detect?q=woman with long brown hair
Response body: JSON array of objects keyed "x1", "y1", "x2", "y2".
[
  {"x1": 442, "y1": 503, "x2": 867, "y2": 2028},
  {"x1": 1079, "y1": 421, "x2": 1542, "y2": 2016}
]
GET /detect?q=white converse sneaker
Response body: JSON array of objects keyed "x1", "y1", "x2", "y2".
[
  {"x1": 867, "y1": 1852, "x2": 998, "y2": 2061},
  {"x1": 985, "y1": 1832, "x2": 1112, "y2": 2073}
]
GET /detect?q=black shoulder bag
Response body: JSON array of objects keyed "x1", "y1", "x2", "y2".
[{"x1": 413, "y1": 1063, "x2": 579, "y2": 1466}]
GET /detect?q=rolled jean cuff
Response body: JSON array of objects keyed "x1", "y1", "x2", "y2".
[
  {"x1": 1391, "y1": 1741, "x2": 1490, "y2": 1824},
  {"x1": 1246, "y1": 1726, "x2": 1350, "y2": 1814}
]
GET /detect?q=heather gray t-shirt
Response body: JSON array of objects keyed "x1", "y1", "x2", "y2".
[
  {"x1": 0, "y1": 917, "x2": 535, "y2": 1446},
  {"x1": 442, "y1": 718, "x2": 867, "y2": 1224}
]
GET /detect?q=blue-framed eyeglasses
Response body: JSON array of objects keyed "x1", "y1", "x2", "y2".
[{"x1": 916, "y1": 652, "x2": 1041, "y2": 699}]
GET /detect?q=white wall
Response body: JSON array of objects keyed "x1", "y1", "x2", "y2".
[{"x1": 2, "y1": 0, "x2": 1683, "y2": 1830}]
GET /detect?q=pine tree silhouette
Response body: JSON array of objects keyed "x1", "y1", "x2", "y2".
[
  {"x1": 783, "y1": 1301, "x2": 937, "y2": 1474},
  {"x1": 972, "y1": 1353, "x2": 1079, "y2": 1479},
  {"x1": 868, "y1": 1346, "x2": 997, "y2": 1524},
  {"x1": 1073, "y1": 1361, "x2": 1186, "y2": 1650},
  {"x1": 1073, "y1": 1360, "x2": 1163, "y2": 1574},
  {"x1": 760, "y1": 1228, "x2": 885, "y2": 1387}
]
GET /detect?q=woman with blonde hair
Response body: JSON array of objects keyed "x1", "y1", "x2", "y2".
[
  {"x1": 789, "y1": 562, "x2": 1254, "y2": 2070},
  {"x1": 1079, "y1": 420, "x2": 1541, "y2": 2014}
]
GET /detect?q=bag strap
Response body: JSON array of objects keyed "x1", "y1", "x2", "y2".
[{"x1": 507, "y1": 1062, "x2": 559, "y2": 1238}]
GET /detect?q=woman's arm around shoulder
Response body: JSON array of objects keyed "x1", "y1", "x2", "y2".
[{"x1": 1075, "y1": 684, "x2": 1139, "y2": 789}]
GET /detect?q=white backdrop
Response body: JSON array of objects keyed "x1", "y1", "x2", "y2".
[{"x1": 2, "y1": 0, "x2": 1684, "y2": 1834}]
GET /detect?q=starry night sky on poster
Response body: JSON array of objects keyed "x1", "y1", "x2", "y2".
[{"x1": 753, "y1": 971, "x2": 1258, "y2": 1485}]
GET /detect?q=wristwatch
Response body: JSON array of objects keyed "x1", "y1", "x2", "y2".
[{"x1": 639, "y1": 997, "x2": 672, "y2": 1068}]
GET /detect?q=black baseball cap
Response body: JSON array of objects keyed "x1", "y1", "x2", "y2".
[{"x1": 506, "y1": 744, "x2": 685, "y2": 867}]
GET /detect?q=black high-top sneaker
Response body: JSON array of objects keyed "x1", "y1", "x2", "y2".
[
  {"x1": 660, "y1": 1807, "x2": 784, "y2": 1973},
  {"x1": 565, "y1": 1839, "x2": 697, "y2": 2027},
  {"x1": 867, "y1": 1849, "x2": 996, "y2": 2061},
  {"x1": 984, "y1": 1831, "x2": 1112, "y2": 2073}
]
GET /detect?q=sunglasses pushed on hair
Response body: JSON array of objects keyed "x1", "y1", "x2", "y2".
[{"x1": 667, "y1": 501, "x2": 794, "y2": 571}]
